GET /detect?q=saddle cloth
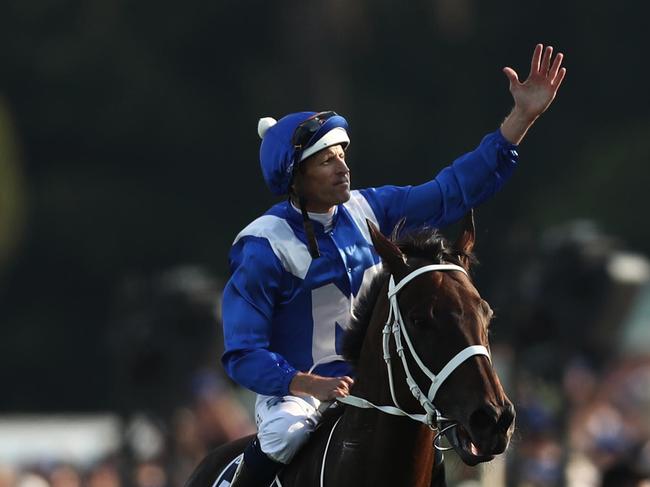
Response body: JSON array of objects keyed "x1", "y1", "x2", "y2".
[{"x1": 212, "y1": 454, "x2": 280, "y2": 487}]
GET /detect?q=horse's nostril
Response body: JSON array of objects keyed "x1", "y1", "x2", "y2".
[
  {"x1": 497, "y1": 403, "x2": 515, "y2": 432},
  {"x1": 469, "y1": 406, "x2": 497, "y2": 434},
  {"x1": 470, "y1": 404, "x2": 515, "y2": 436}
]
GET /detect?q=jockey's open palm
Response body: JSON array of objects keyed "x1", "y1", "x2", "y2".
[{"x1": 503, "y1": 43, "x2": 566, "y2": 120}]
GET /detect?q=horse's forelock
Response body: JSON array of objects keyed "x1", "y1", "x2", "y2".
[{"x1": 396, "y1": 227, "x2": 477, "y2": 269}]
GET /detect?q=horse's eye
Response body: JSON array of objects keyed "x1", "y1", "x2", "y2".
[
  {"x1": 409, "y1": 308, "x2": 436, "y2": 328},
  {"x1": 409, "y1": 314, "x2": 427, "y2": 327}
]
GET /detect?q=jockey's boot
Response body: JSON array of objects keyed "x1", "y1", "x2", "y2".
[{"x1": 231, "y1": 438, "x2": 283, "y2": 487}]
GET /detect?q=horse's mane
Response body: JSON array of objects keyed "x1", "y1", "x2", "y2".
[{"x1": 341, "y1": 226, "x2": 476, "y2": 366}]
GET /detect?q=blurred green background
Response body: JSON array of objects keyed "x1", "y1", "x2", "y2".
[{"x1": 1, "y1": 0, "x2": 648, "y2": 414}]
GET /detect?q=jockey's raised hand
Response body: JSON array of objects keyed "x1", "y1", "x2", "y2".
[
  {"x1": 500, "y1": 43, "x2": 566, "y2": 144},
  {"x1": 289, "y1": 373, "x2": 354, "y2": 401}
]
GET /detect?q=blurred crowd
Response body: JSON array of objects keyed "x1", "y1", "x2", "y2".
[
  {"x1": 495, "y1": 221, "x2": 650, "y2": 486},
  {"x1": 509, "y1": 356, "x2": 650, "y2": 487},
  {"x1": 0, "y1": 369, "x2": 255, "y2": 487},
  {"x1": 1, "y1": 266, "x2": 254, "y2": 487}
]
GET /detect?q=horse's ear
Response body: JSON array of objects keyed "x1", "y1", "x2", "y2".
[
  {"x1": 390, "y1": 217, "x2": 406, "y2": 242},
  {"x1": 367, "y1": 219, "x2": 408, "y2": 276},
  {"x1": 453, "y1": 210, "x2": 475, "y2": 269}
]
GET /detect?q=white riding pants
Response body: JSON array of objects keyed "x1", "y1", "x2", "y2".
[{"x1": 254, "y1": 394, "x2": 324, "y2": 464}]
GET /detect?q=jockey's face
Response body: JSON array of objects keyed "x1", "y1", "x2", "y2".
[{"x1": 293, "y1": 144, "x2": 350, "y2": 213}]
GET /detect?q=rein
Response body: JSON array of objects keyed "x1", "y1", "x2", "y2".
[{"x1": 338, "y1": 264, "x2": 491, "y2": 438}]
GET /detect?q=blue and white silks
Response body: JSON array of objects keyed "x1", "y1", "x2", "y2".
[{"x1": 222, "y1": 130, "x2": 519, "y2": 396}]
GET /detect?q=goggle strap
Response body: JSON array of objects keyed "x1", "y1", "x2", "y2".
[{"x1": 299, "y1": 196, "x2": 321, "y2": 259}]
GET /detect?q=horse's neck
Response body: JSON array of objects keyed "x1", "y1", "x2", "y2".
[
  {"x1": 336, "y1": 297, "x2": 440, "y2": 487},
  {"x1": 335, "y1": 406, "x2": 438, "y2": 487}
]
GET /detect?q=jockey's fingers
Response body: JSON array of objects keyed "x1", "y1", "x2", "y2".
[
  {"x1": 335, "y1": 380, "x2": 350, "y2": 392},
  {"x1": 339, "y1": 376, "x2": 354, "y2": 386},
  {"x1": 334, "y1": 387, "x2": 349, "y2": 398}
]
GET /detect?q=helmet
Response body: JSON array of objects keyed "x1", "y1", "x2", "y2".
[{"x1": 258, "y1": 111, "x2": 350, "y2": 195}]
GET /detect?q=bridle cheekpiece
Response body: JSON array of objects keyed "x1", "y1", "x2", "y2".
[{"x1": 339, "y1": 263, "x2": 491, "y2": 442}]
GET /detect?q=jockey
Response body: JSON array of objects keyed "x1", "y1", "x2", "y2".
[{"x1": 223, "y1": 44, "x2": 566, "y2": 487}]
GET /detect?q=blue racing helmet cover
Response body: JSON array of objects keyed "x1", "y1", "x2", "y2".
[{"x1": 258, "y1": 111, "x2": 350, "y2": 195}]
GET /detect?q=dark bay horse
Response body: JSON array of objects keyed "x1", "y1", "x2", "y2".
[{"x1": 186, "y1": 214, "x2": 515, "y2": 487}]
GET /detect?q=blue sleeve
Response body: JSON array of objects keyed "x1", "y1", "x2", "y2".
[
  {"x1": 221, "y1": 237, "x2": 298, "y2": 396},
  {"x1": 360, "y1": 129, "x2": 518, "y2": 233}
]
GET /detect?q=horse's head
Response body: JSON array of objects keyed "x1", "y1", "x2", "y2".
[{"x1": 366, "y1": 214, "x2": 515, "y2": 466}]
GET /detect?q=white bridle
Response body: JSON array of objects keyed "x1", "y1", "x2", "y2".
[{"x1": 338, "y1": 264, "x2": 491, "y2": 431}]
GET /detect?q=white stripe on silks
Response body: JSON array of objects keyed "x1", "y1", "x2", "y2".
[
  {"x1": 343, "y1": 191, "x2": 379, "y2": 244},
  {"x1": 311, "y1": 283, "x2": 351, "y2": 365},
  {"x1": 233, "y1": 215, "x2": 312, "y2": 279}
]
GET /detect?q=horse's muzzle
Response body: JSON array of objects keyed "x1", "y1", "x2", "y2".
[{"x1": 469, "y1": 402, "x2": 516, "y2": 455}]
